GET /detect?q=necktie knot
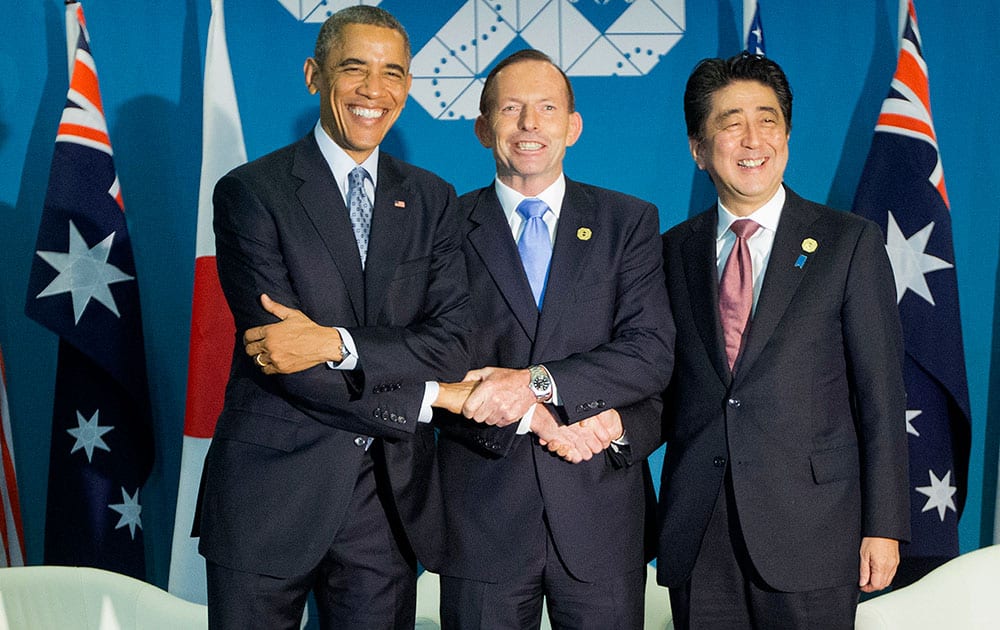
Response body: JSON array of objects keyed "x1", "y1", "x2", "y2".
[
  {"x1": 730, "y1": 218, "x2": 760, "y2": 240},
  {"x1": 516, "y1": 198, "x2": 549, "y2": 221}
]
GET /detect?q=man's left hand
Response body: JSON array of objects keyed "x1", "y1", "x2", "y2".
[
  {"x1": 858, "y1": 536, "x2": 900, "y2": 593},
  {"x1": 244, "y1": 294, "x2": 342, "y2": 375},
  {"x1": 460, "y1": 367, "x2": 535, "y2": 427}
]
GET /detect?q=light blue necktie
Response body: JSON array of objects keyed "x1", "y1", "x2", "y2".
[
  {"x1": 347, "y1": 166, "x2": 372, "y2": 266},
  {"x1": 516, "y1": 198, "x2": 552, "y2": 308}
]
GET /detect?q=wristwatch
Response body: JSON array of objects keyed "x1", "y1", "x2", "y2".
[{"x1": 527, "y1": 365, "x2": 553, "y2": 403}]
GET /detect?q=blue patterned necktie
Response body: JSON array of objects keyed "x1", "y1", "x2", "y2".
[
  {"x1": 516, "y1": 198, "x2": 552, "y2": 308},
  {"x1": 347, "y1": 166, "x2": 372, "y2": 266}
]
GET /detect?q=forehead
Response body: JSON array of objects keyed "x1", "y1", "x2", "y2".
[
  {"x1": 709, "y1": 80, "x2": 782, "y2": 117},
  {"x1": 494, "y1": 60, "x2": 570, "y2": 103},
  {"x1": 325, "y1": 23, "x2": 409, "y2": 66}
]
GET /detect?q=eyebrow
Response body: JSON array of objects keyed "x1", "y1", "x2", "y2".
[
  {"x1": 716, "y1": 105, "x2": 780, "y2": 120},
  {"x1": 336, "y1": 58, "x2": 408, "y2": 74}
]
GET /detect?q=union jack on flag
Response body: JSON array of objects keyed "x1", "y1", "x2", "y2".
[
  {"x1": 852, "y1": 0, "x2": 970, "y2": 586},
  {"x1": 25, "y1": 1, "x2": 153, "y2": 580}
]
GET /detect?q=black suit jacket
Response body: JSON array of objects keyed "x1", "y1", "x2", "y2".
[
  {"x1": 198, "y1": 133, "x2": 471, "y2": 578},
  {"x1": 657, "y1": 187, "x2": 910, "y2": 592},
  {"x1": 435, "y1": 180, "x2": 674, "y2": 583}
]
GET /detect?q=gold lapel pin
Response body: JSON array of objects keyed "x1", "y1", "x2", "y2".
[
  {"x1": 394, "y1": 200, "x2": 406, "y2": 208},
  {"x1": 577, "y1": 227, "x2": 592, "y2": 241},
  {"x1": 801, "y1": 238, "x2": 818, "y2": 253}
]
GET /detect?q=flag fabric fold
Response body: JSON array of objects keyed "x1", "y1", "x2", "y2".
[
  {"x1": 745, "y1": 0, "x2": 765, "y2": 55},
  {"x1": 852, "y1": 0, "x2": 971, "y2": 585},
  {"x1": 25, "y1": 0, "x2": 154, "y2": 580},
  {"x1": 168, "y1": 0, "x2": 246, "y2": 603},
  {"x1": 0, "y1": 345, "x2": 26, "y2": 568}
]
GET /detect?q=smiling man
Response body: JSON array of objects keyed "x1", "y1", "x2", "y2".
[
  {"x1": 657, "y1": 54, "x2": 910, "y2": 629},
  {"x1": 430, "y1": 49, "x2": 674, "y2": 629},
  {"x1": 197, "y1": 6, "x2": 471, "y2": 629}
]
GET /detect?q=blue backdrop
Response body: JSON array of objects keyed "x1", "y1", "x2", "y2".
[{"x1": 2, "y1": 0, "x2": 998, "y2": 590}]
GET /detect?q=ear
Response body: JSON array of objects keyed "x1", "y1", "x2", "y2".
[
  {"x1": 689, "y1": 136, "x2": 706, "y2": 170},
  {"x1": 303, "y1": 58, "x2": 319, "y2": 94},
  {"x1": 474, "y1": 115, "x2": 494, "y2": 149},
  {"x1": 565, "y1": 111, "x2": 583, "y2": 147}
]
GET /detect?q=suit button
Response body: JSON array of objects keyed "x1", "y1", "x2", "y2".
[
  {"x1": 372, "y1": 408, "x2": 381, "y2": 417},
  {"x1": 727, "y1": 398, "x2": 741, "y2": 408},
  {"x1": 713, "y1": 456, "x2": 727, "y2": 468},
  {"x1": 398, "y1": 415, "x2": 406, "y2": 423},
  {"x1": 596, "y1": 400, "x2": 606, "y2": 408},
  {"x1": 390, "y1": 413, "x2": 398, "y2": 422},
  {"x1": 354, "y1": 436, "x2": 367, "y2": 447}
]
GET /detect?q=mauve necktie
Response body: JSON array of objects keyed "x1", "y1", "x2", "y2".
[
  {"x1": 719, "y1": 219, "x2": 760, "y2": 370},
  {"x1": 347, "y1": 166, "x2": 372, "y2": 266},
  {"x1": 516, "y1": 198, "x2": 552, "y2": 308}
]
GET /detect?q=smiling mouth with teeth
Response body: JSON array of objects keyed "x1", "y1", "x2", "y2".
[
  {"x1": 517, "y1": 142, "x2": 543, "y2": 150},
  {"x1": 739, "y1": 158, "x2": 766, "y2": 168},
  {"x1": 350, "y1": 106, "x2": 385, "y2": 119}
]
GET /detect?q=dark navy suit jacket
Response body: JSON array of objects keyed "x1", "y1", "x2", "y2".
[
  {"x1": 435, "y1": 179, "x2": 674, "y2": 583},
  {"x1": 657, "y1": 187, "x2": 910, "y2": 592},
  {"x1": 198, "y1": 133, "x2": 471, "y2": 578}
]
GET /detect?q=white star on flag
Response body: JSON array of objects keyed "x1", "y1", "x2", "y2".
[
  {"x1": 67, "y1": 409, "x2": 113, "y2": 462},
  {"x1": 906, "y1": 408, "x2": 922, "y2": 437},
  {"x1": 109, "y1": 487, "x2": 143, "y2": 539},
  {"x1": 915, "y1": 469, "x2": 957, "y2": 521},
  {"x1": 884, "y1": 212, "x2": 953, "y2": 305},
  {"x1": 35, "y1": 220, "x2": 135, "y2": 324}
]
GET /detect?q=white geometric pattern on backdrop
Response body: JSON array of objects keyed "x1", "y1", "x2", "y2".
[{"x1": 276, "y1": 0, "x2": 686, "y2": 120}]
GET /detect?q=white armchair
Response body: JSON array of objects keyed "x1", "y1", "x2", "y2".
[
  {"x1": 855, "y1": 544, "x2": 1000, "y2": 630},
  {"x1": 0, "y1": 565, "x2": 208, "y2": 630}
]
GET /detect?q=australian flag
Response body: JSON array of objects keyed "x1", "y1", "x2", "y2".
[
  {"x1": 25, "y1": 1, "x2": 153, "y2": 580},
  {"x1": 852, "y1": 0, "x2": 971, "y2": 586},
  {"x1": 745, "y1": 1, "x2": 766, "y2": 56}
]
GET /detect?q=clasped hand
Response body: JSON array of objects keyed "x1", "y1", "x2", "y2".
[{"x1": 243, "y1": 294, "x2": 342, "y2": 375}]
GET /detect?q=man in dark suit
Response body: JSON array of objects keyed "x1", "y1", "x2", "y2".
[
  {"x1": 197, "y1": 7, "x2": 471, "y2": 629},
  {"x1": 431, "y1": 49, "x2": 674, "y2": 629},
  {"x1": 657, "y1": 53, "x2": 910, "y2": 629}
]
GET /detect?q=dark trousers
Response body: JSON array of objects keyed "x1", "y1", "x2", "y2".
[
  {"x1": 207, "y1": 444, "x2": 417, "y2": 630},
  {"x1": 440, "y1": 518, "x2": 645, "y2": 630},
  {"x1": 669, "y1": 475, "x2": 858, "y2": 630}
]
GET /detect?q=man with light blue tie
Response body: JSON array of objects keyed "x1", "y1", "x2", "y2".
[
  {"x1": 431, "y1": 49, "x2": 675, "y2": 629},
  {"x1": 199, "y1": 6, "x2": 471, "y2": 629}
]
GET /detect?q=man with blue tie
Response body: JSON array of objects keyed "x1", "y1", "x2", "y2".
[
  {"x1": 431, "y1": 49, "x2": 674, "y2": 629},
  {"x1": 198, "y1": 6, "x2": 471, "y2": 629}
]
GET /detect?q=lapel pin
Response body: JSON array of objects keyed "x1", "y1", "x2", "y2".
[
  {"x1": 394, "y1": 200, "x2": 406, "y2": 208},
  {"x1": 576, "y1": 227, "x2": 592, "y2": 241},
  {"x1": 801, "y1": 238, "x2": 818, "y2": 253},
  {"x1": 794, "y1": 254, "x2": 807, "y2": 269}
]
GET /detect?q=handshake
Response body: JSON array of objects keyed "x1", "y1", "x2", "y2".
[
  {"x1": 243, "y1": 294, "x2": 624, "y2": 465},
  {"x1": 430, "y1": 368, "x2": 625, "y2": 465}
]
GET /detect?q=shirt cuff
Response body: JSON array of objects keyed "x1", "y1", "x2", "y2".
[
  {"x1": 326, "y1": 327, "x2": 358, "y2": 370},
  {"x1": 418, "y1": 382, "x2": 438, "y2": 424},
  {"x1": 516, "y1": 405, "x2": 534, "y2": 434}
]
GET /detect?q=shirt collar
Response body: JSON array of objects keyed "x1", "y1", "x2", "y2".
[
  {"x1": 716, "y1": 184, "x2": 785, "y2": 240},
  {"x1": 313, "y1": 121, "x2": 379, "y2": 197},
  {"x1": 495, "y1": 174, "x2": 565, "y2": 224}
]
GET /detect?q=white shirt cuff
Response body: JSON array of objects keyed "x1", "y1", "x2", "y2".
[
  {"x1": 419, "y1": 382, "x2": 438, "y2": 424},
  {"x1": 326, "y1": 327, "x2": 358, "y2": 370}
]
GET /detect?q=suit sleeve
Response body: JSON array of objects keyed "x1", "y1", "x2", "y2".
[
  {"x1": 545, "y1": 202, "x2": 675, "y2": 423},
  {"x1": 345, "y1": 183, "x2": 472, "y2": 384},
  {"x1": 213, "y1": 172, "x2": 469, "y2": 439},
  {"x1": 842, "y1": 220, "x2": 910, "y2": 542}
]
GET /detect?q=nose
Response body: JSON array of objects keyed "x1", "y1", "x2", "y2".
[
  {"x1": 358, "y1": 71, "x2": 383, "y2": 98},
  {"x1": 518, "y1": 107, "x2": 538, "y2": 131},
  {"x1": 742, "y1": 122, "x2": 761, "y2": 147}
]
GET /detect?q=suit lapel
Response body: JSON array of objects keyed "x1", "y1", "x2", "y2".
[
  {"x1": 293, "y1": 135, "x2": 364, "y2": 323},
  {"x1": 466, "y1": 188, "x2": 539, "y2": 340},
  {"x1": 533, "y1": 181, "x2": 592, "y2": 361},
  {"x1": 682, "y1": 210, "x2": 731, "y2": 384},
  {"x1": 364, "y1": 155, "x2": 410, "y2": 323},
  {"x1": 735, "y1": 190, "x2": 819, "y2": 376}
]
